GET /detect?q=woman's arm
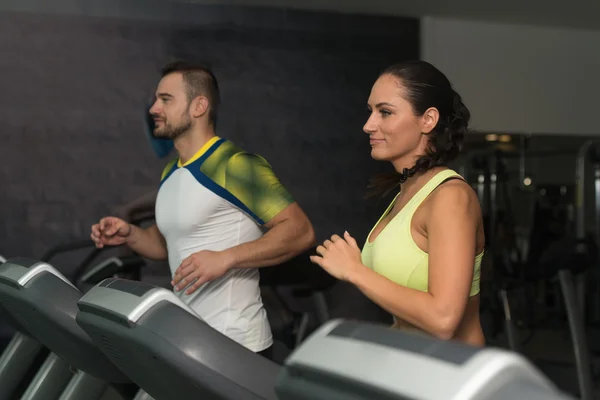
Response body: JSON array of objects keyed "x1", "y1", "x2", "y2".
[
  {"x1": 355, "y1": 182, "x2": 479, "y2": 338},
  {"x1": 312, "y1": 181, "x2": 480, "y2": 340}
]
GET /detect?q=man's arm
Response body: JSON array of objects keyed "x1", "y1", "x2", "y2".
[
  {"x1": 224, "y1": 202, "x2": 316, "y2": 269},
  {"x1": 219, "y1": 151, "x2": 316, "y2": 268},
  {"x1": 126, "y1": 224, "x2": 169, "y2": 261},
  {"x1": 112, "y1": 190, "x2": 158, "y2": 258},
  {"x1": 172, "y1": 203, "x2": 315, "y2": 294},
  {"x1": 122, "y1": 160, "x2": 173, "y2": 261},
  {"x1": 171, "y1": 151, "x2": 316, "y2": 294}
]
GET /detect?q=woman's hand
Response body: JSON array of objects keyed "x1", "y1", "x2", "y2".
[{"x1": 310, "y1": 231, "x2": 366, "y2": 282}]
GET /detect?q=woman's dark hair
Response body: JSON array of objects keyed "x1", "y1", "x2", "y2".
[{"x1": 367, "y1": 60, "x2": 470, "y2": 198}]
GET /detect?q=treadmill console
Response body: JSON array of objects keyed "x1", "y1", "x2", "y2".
[
  {"x1": 0, "y1": 258, "x2": 75, "y2": 289},
  {"x1": 77, "y1": 278, "x2": 202, "y2": 325},
  {"x1": 276, "y1": 320, "x2": 575, "y2": 400}
]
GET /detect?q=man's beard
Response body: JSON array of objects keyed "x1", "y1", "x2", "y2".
[{"x1": 154, "y1": 117, "x2": 192, "y2": 140}]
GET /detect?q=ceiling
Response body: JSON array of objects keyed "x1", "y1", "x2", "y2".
[{"x1": 172, "y1": 0, "x2": 600, "y2": 31}]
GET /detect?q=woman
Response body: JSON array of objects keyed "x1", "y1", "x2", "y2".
[{"x1": 310, "y1": 60, "x2": 486, "y2": 346}]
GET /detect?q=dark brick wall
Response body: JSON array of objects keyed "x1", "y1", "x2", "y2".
[{"x1": 0, "y1": 6, "x2": 419, "y2": 268}]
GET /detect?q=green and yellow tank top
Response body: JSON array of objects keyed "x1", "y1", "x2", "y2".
[{"x1": 361, "y1": 169, "x2": 482, "y2": 296}]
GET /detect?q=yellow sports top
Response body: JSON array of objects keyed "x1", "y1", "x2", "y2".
[{"x1": 361, "y1": 169, "x2": 482, "y2": 297}]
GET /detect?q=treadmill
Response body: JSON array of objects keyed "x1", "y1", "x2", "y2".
[
  {"x1": 0, "y1": 257, "x2": 71, "y2": 400},
  {"x1": 0, "y1": 314, "x2": 62, "y2": 400},
  {"x1": 76, "y1": 277, "x2": 282, "y2": 400},
  {"x1": 76, "y1": 278, "x2": 578, "y2": 400},
  {"x1": 275, "y1": 320, "x2": 578, "y2": 400},
  {"x1": 76, "y1": 255, "x2": 146, "y2": 291},
  {"x1": 0, "y1": 258, "x2": 150, "y2": 400}
]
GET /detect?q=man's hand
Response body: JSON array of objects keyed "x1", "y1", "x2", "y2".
[
  {"x1": 172, "y1": 250, "x2": 235, "y2": 295},
  {"x1": 90, "y1": 217, "x2": 132, "y2": 248}
]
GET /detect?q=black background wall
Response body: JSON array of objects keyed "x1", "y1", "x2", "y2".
[
  {"x1": 0, "y1": 1, "x2": 419, "y2": 258},
  {"x1": 0, "y1": 1, "x2": 418, "y2": 322}
]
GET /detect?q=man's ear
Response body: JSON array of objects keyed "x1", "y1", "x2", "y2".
[{"x1": 190, "y1": 96, "x2": 209, "y2": 118}]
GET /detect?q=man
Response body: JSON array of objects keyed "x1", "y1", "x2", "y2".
[{"x1": 90, "y1": 61, "x2": 316, "y2": 358}]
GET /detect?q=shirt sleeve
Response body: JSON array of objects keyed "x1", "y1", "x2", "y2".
[{"x1": 224, "y1": 152, "x2": 295, "y2": 225}]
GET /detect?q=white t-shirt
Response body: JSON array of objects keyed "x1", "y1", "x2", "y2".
[{"x1": 154, "y1": 136, "x2": 294, "y2": 352}]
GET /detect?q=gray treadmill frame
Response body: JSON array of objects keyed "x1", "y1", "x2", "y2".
[
  {"x1": 0, "y1": 259, "x2": 75, "y2": 399},
  {"x1": 76, "y1": 278, "x2": 281, "y2": 400},
  {"x1": 0, "y1": 332, "x2": 46, "y2": 400},
  {"x1": 0, "y1": 258, "x2": 137, "y2": 400},
  {"x1": 276, "y1": 320, "x2": 570, "y2": 400}
]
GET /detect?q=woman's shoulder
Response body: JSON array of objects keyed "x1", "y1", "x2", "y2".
[{"x1": 427, "y1": 171, "x2": 481, "y2": 218}]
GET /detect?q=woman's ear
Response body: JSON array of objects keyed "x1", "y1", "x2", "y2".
[{"x1": 421, "y1": 107, "x2": 439, "y2": 134}]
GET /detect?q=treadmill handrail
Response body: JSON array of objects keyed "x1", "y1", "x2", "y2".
[
  {"x1": 78, "y1": 282, "x2": 202, "y2": 324},
  {"x1": 40, "y1": 239, "x2": 96, "y2": 262},
  {"x1": 575, "y1": 139, "x2": 600, "y2": 241},
  {"x1": 70, "y1": 216, "x2": 152, "y2": 283},
  {"x1": 78, "y1": 256, "x2": 144, "y2": 284},
  {"x1": 0, "y1": 259, "x2": 76, "y2": 290},
  {"x1": 78, "y1": 257, "x2": 124, "y2": 284}
]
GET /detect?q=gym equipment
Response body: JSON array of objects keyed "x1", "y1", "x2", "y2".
[
  {"x1": 0, "y1": 197, "x2": 155, "y2": 399},
  {"x1": 76, "y1": 276, "x2": 577, "y2": 400},
  {"x1": 76, "y1": 278, "x2": 282, "y2": 400},
  {"x1": 259, "y1": 248, "x2": 334, "y2": 351},
  {"x1": 498, "y1": 288, "x2": 521, "y2": 353},
  {"x1": 574, "y1": 140, "x2": 600, "y2": 249},
  {"x1": 0, "y1": 251, "x2": 68, "y2": 400},
  {"x1": 497, "y1": 270, "x2": 594, "y2": 400},
  {"x1": 490, "y1": 184, "x2": 595, "y2": 399},
  {"x1": 77, "y1": 255, "x2": 146, "y2": 288},
  {"x1": 0, "y1": 310, "x2": 51, "y2": 400},
  {"x1": 42, "y1": 237, "x2": 140, "y2": 286},
  {"x1": 575, "y1": 141, "x2": 600, "y2": 322},
  {"x1": 275, "y1": 319, "x2": 577, "y2": 400},
  {"x1": 0, "y1": 260, "x2": 74, "y2": 400},
  {"x1": 462, "y1": 136, "x2": 597, "y2": 397},
  {"x1": 40, "y1": 239, "x2": 98, "y2": 266},
  {"x1": 0, "y1": 257, "x2": 141, "y2": 399},
  {"x1": 557, "y1": 269, "x2": 595, "y2": 400},
  {"x1": 39, "y1": 201, "x2": 156, "y2": 286}
]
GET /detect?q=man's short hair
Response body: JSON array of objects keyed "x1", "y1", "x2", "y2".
[{"x1": 161, "y1": 60, "x2": 220, "y2": 127}]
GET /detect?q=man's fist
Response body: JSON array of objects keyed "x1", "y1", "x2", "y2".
[{"x1": 90, "y1": 217, "x2": 132, "y2": 248}]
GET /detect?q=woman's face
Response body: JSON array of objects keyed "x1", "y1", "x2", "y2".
[{"x1": 363, "y1": 74, "x2": 432, "y2": 167}]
